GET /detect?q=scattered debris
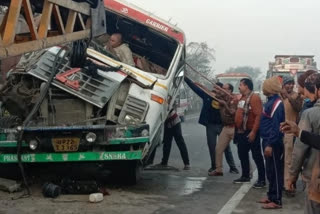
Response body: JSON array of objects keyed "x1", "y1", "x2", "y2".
[
  {"x1": 89, "y1": 193, "x2": 104, "y2": 203},
  {"x1": 42, "y1": 182, "x2": 61, "y2": 198},
  {"x1": 0, "y1": 177, "x2": 21, "y2": 193},
  {"x1": 60, "y1": 179, "x2": 100, "y2": 195}
]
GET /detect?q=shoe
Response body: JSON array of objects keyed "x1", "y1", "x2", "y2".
[
  {"x1": 229, "y1": 168, "x2": 239, "y2": 174},
  {"x1": 208, "y1": 171, "x2": 223, "y2": 176},
  {"x1": 233, "y1": 177, "x2": 251, "y2": 184},
  {"x1": 253, "y1": 180, "x2": 266, "y2": 189},
  {"x1": 208, "y1": 167, "x2": 216, "y2": 173},
  {"x1": 183, "y1": 165, "x2": 191, "y2": 170}
]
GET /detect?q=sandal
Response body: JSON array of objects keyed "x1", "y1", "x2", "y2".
[
  {"x1": 257, "y1": 198, "x2": 271, "y2": 204},
  {"x1": 261, "y1": 202, "x2": 282, "y2": 209}
]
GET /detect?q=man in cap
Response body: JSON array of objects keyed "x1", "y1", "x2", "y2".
[
  {"x1": 280, "y1": 76, "x2": 303, "y2": 196},
  {"x1": 284, "y1": 73, "x2": 320, "y2": 214},
  {"x1": 259, "y1": 76, "x2": 285, "y2": 209},
  {"x1": 297, "y1": 70, "x2": 318, "y2": 114}
]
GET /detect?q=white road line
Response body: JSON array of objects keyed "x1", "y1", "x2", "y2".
[
  {"x1": 217, "y1": 170, "x2": 258, "y2": 214},
  {"x1": 185, "y1": 115, "x2": 199, "y2": 121}
]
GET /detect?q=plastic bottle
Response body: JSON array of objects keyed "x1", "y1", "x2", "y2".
[{"x1": 89, "y1": 193, "x2": 104, "y2": 203}]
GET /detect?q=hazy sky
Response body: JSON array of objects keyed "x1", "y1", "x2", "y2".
[{"x1": 130, "y1": 0, "x2": 320, "y2": 75}]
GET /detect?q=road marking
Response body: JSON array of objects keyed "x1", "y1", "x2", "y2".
[
  {"x1": 217, "y1": 170, "x2": 258, "y2": 214},
  {"x1": 185, "y1": 115, "x2": 199, "y2": 121}
]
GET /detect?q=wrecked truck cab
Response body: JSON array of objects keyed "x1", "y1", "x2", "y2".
[{"x1": 0, "y1": 0, "x2": 186, "y2": 184}]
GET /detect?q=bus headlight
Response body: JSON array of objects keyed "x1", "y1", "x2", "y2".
[
  {"x1": 86, "y1": 132, "x2": 97, "y2": 143},
  {"x1": 29, "y1": 140, "x2": 38, "y2": 150},
  {"x1": 124, "y1": 114, "x2": 140, "y2": 125},
  {"x1": 141, "y1": 129, "x2": 149, "y2": 137}
]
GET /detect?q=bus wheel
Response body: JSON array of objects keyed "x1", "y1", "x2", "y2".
[{"x1": 114, "y1": 161, "x2": 142, "y2": 185}]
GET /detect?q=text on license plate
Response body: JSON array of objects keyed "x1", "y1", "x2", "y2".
[{"x1": 52, "y1": 138, "x2": 80, "y2": 152}]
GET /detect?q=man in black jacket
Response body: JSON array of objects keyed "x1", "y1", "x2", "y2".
[{"x1": 185, "y1": 77, "x2": 238, "y2": 174}]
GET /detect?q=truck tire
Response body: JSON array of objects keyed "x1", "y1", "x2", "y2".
[
  {"x1": 113, "y1": 160, "x2": 142, "y2": 185},
  {"x1": 124, "y1": 160, "x2": 142, "y2": 185}
]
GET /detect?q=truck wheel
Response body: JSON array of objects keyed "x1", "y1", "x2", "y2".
[
  {"x1": 125, "y1": 161, "x2": 142, "y2": 185},
  {"x1": 112, "y1": 160, "x2": 142, "y2": 185}
]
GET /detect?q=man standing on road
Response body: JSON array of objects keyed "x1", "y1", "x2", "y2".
[
  {"x1": 210, "y1": 83, "x2": 239, "y2": 176},
  {"x1": 185, "y1": 77, "x2": 237, "y2": 175},
  {"x1": 288, "y1": 73, "x2": 320, "y2": 214},
  {"x1": 297, "y1": 70, "x2": 318, "y2": 116},
  {"x1": 153, "y1": 104, "x2": 191, "y2": 170},
  {"x1": 259, "y1": 76, "x2": 285, "y2": 209},
  {"x1": 233, "y1": 78, "x2": 266, "y2": 188},
  {"x1": 280, "y1": 76, "x2": 303, "y2": 196}
]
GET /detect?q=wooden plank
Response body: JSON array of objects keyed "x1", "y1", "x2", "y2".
[
  {"x1": 38, "y1": 0, "x2": 53, "y2": 39},
  {"x1": 48, "y1": 0, "x2": 90, "y2": 16},
  {"x1": 0, "y1": 46, "x2": 6, "y2": 59},
  {"x1": 22, "y1": 0, "x2": 38, "y2": 40},
  {"x1": 65, "y1": 10, "x2": 77, "y2": 33},
  {"x1": 0, "y1": 29, "x2": 90, "y2": 59},
  {"x1": 2, "y1": 0, "x2": 23, "y2": 45},
  {"x1": 52, "y1": 5, "x2": 65, "y2": 34},
  {"x1": 0, "y1": 10, "x2": 9, "y2": 37},
  {"x1": 78, "y1": 13, "x2": 86, "y2": 30}
]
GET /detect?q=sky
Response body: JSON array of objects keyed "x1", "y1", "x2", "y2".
[{"x1": 129, "y1": 0, "x2": 320, "y2": 76}]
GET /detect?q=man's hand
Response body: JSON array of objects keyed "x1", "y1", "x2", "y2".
[
  {"x1": 287, "y1": 179, "x2": 296, "y2": 191},
  {"x1": 247, "y1": 131, "x2": 256, "y2": 142},
  {"x1": 280, "y1": 120, "x2": 300, "y2": 137},
  {"x1": 219, "y1": 100, "x2": 227, "y2": 106},
  {"x1": 264, "y1": 146, "x2": 273, "y2": 157}
]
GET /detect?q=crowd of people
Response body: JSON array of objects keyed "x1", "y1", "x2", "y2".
[
  {"x1": 153, "y1": 71, "x2": 319, "y2": 213},
  {"x1": 104, "y1": 30, "x2": 320, "y2": 213}
]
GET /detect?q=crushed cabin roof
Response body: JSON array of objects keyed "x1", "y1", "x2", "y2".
[
  {"x1": 104, "y1": 0, "x2": 185, "y2": 44},
  {"x1": 274, "y1": 55, "x2": 315, "y2": 58},
  {"x1": 216, "y1": 73, "x2": 251, "y2": 78}
]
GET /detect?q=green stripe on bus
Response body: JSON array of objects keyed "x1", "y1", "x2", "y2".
[{"x1": 0, "y1": 151, "x2": 142, "y2": 163}]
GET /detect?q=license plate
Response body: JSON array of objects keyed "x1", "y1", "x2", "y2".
[{"x1": 52, "y1": 138, "x2": 80, "y2": 152}]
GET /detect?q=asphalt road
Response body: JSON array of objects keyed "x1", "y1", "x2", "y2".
[{"x1": 0, "y1": 114, "x2": 305, "y2": 214}]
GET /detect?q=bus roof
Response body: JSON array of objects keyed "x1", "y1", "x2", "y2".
[
  {"x1": 216, "y1": 73, "x2": 251, "y2": 78},
  {"x1": 274, "y1": 55, "x2": 315, "y2": 58},
  {"x1": 104, "y1": 0, "x2": 185, "y2": 44}
]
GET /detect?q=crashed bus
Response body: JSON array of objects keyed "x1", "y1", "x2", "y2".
[{"x1": 0, "y1": 0, "x2": 186, "y2": 184}]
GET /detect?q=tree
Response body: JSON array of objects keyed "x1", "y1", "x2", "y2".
[
  {"x1": 184, "y1": 42, "x2": 216, "y2": 109},
  {"x1": 185, "y1": 42, "x2": 215, "y2": 82},
  {"x1": 225, "y1": 66, "x2": 263, "y2": 91}
]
